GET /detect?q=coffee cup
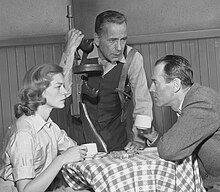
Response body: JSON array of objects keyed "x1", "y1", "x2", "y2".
[{"x1": 82, "y1": 143, "x2": 98, "y2": 158}]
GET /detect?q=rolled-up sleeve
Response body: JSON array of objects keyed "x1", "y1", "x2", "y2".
[
  {"x1": 128, "y1": 51, "x2": 153, "y2": 124},
  {"x1": 10, "y1": 131, "x2": 36, "y2": 181},
  {"x1": 128, "y1": 51, "x2": 153, "y2": 141},
  {"x1": 59, "y1": 52, "x2": 75, "y2": 97},
  {"x1": 57, "y1": 128, "x2": 77, "y2": 152}
]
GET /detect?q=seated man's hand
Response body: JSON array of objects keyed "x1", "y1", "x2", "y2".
[{"x1": 124, "y1": 141, "x2": 146, "y2": 152}]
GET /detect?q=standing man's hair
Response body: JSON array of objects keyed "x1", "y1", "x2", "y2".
[
  {"x1": 95, "y1": 10, "x2": 127, "y2": 36},
  {"x1": 155, "y1": 55, "x2": 194, "y2": 87}
]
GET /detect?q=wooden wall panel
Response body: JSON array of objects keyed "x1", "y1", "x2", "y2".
[
  {"x1": 215, "y1": 38, "x2": 220, "y2": 92},
  {"x1": 198, "y1": 40, "x2": 210, "y2": 87},
  {"x1": 16, "y1": 47, "x2": 27, "y2": 87},
  {"x1": 7, "y1": 47, "x2": 19, "y2": 127},
  {"x1": 0, "y1": 43, "x2": 68, "y2": 149},
  {"x1": 207, "y1": 39, "x2": 218, "y2": 91},
  {"x1": 34, "y1": 45, "x2": 44, "y2": 66},
  {"x1": 25, "y1": 46, "x2": 36, "y2": 70},
  {"x1": 189, "y1": 40, "x2": 201, "y2": 84},
  {"x1": 0, "y1": 83, "x2": 3, "y2": 146},
  {"x1": 53, "y1": 44, "x2": 63, "y2": 64},
  {"x1": 1, "y1": 29, "x2": 220, "y2": 148},
  {"x1": 0, "y1": 48, "x2": 13, "y2": 146},
  {"x1": 43, "y1": 45, "x2": 53, "y2": 65}
]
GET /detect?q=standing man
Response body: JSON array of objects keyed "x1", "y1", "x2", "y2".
[
  {"x1": 60, "y1": 10, "x2": 153, "y2": 152},
  {"x1": 142, "y1": 55, "x2": 220, "y2": 191}
]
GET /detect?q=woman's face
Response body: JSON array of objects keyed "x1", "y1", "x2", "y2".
[{"x1": 42, "y1": 73, "x2": 67, "y2": 109}]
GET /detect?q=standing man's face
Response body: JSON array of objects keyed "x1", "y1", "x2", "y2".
[
  {"x1": 150, "y1": 62, "x2": 175, "y2": 107},
  {"x1": 94, "y1": 22, "x2": 127, "y2": 62}
]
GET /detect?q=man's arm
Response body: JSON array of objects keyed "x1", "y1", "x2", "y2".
[
  {"x1": 60, "y1": 52, "x2": 75, "y2": 97},
  {"x1": 127, "y1": 48, "x2": 153, "y2": 143},
  {"x1": 158, "y1": 99, "x2": 220, "y2": 161},
  {"x1": 59, "y1": 29, "x2": 84, "y2": 97}
]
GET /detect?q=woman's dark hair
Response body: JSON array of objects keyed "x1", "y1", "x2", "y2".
[
  {"x1": 14, "y1": 64, "x2": 63, "y2": 118},
  {"x1": 95, "y1": 10, "x2": 127, "y2": 36},
  {"x1": 155, "y1": 55, "x2": 194, "y2": 87}
]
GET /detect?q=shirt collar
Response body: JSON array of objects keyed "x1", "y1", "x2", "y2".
[
  {"x1": 176, "y1": 100, "x2": 183, "y2": 117},
  {"x1": 176, "y1": 86, "x2": 191, "y2": 115},
  {"x1": 32, "y1": 113, "x2": 53, "y2": 133},
  {"x1": 178, "y1": 99, "x2": 184, "y2": 114}
]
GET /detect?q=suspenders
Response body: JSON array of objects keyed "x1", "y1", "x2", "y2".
[
  {"x1": 75, "y1": 45, "x2": 137, "y2": 122},
  {"x1": 116, "y1": 48, "x2": 137, "y2": 122}
]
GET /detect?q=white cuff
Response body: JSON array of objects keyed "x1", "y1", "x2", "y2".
[{"x1": 134, "y1": 115, "x2": 152, "y2": 129}]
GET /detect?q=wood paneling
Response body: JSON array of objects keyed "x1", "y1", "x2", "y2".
[
  {"x1": 0, "y1": 42, "x2": 67, "y2": 148},
  {"x1": 1, "y1": 29, "x2": 220, "y2": 148}
]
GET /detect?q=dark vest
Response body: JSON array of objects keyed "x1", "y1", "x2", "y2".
[{"x1": 82, "y1": 62, "x2": 128, "y2": 151}]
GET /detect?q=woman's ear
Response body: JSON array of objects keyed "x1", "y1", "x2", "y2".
[
  {"x1": 173, "y1": 78, "x2": 181, "y2": 93},
  {"x1": 94, "y1": 33, "x2": 100, "y2": 47}
]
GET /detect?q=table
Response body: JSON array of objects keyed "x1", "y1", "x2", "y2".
[{"x1": 62, "y1": 147, "x2": 205, "y2": 192}]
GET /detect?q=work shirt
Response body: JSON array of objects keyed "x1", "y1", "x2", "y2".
[
  {"x1": 0, "y1": 114, "x2": 76, "y2": 182},
  {"x1": 60, "y1": 44, "x2": 153, "y2": 145}
]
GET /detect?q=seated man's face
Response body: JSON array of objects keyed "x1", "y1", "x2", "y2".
[
  {"x1": 95, "y1": 22, "x2": 128, "y2": 63},
  {"x1": 150, "y1": 62, "x2": 175, "y2": 107}
]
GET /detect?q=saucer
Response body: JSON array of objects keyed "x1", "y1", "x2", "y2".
[
  {"x1": 84, "y1": 156, "x2": 94, "y2": 160},
  {"x1": 94, "y1": 152, "x2": 107, "y2": 159}
]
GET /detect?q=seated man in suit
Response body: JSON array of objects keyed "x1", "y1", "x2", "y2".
[{"x1": 141, "y1": 55, "x2": 220, "y2": 191}]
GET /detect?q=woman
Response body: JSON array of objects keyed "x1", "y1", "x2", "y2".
[{"x1": 0, "y1": 64, "x2": 88, "y2": 192}]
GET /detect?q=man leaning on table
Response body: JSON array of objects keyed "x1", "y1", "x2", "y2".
[
  {"x1": 60, "y1": 10, "x2": 153, "y2": 152},
  {"x1": 140, "y1": 54, "x2": 220, "y2": 191}
]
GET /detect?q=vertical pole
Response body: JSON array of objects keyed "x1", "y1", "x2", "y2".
[
  {"x1": 66, "y1": 5, "x2": 81, "y2": 117},
  {"x1": 66, "y1": 5, "x2": 73, "y2": 30}
]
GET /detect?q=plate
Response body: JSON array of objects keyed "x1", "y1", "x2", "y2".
[
  {"x1": 84, "y1": 157, "x2": 94, "y2": 160},
  {"x1": 137, "y1": 147, "x2": 157, "y2": 153}
]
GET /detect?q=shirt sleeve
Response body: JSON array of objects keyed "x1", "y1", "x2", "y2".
[
  {"x1": 53, "y1": 123, "x2": 77, "y2": 152},
  {"x1": 128, "y1": 50, "x2": 153, "y2": 142},
  {"x1": 59, "y1": 52, "x2": 75, "y2": 97},
  {"x1": 10, "y1": 130, "x2": 36, "y2": 181}
]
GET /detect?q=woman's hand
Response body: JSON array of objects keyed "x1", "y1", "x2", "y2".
[
  {"x1": 64, "y1": 28, "x2": 84, "y2": 56},
  {"x1": 60, "y1": 145, "x2": 88, "y2": 165}
]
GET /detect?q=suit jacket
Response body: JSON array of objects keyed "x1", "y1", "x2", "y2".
[{"x1": 155, "y1": 83, "x2": 220, "y2": 186}]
